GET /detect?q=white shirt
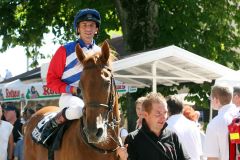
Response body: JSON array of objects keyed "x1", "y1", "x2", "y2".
[
  {"x1": 120, "y1": 127, "x2": 128, "y2": 138},
  {"x1": 167, "y1": 114, "x2": 202, "y2": 160},
  {"x1": 203, "y1": 103, "x2": 237, "y2": 160},
  {"x1": 0, "y1": 120, "x2": 13, "y2": 160}
]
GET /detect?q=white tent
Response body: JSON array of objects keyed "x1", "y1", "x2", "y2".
[
  {"x1": 0, "y1": 79, "x2": 60, "y2": 103},
  {"x1": 39, "y1": 45, "x2": 238, "y2": 122},
  {"x1": 113, "y1": 45, "x2": 235, "y2": 92},
  {"x1": 0, "y1": 79, "x2": 26, "y2": 102},
  {"x1": 215, "y1": 70, "x2": 240, "y2": 87},
  {"x1": 40, "y1": 45, "x2": 235, "y2": 93}
]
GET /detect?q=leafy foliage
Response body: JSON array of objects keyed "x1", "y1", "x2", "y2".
[
  {"x1": 0, "y1": 0, "x2": 120, "y2": 66},
  {"x1": 115, "y1": 0, "x2": 240, "y2": 110},
  {"x1": 1, "y1": 0, "x2": 240, "y2": 116}
]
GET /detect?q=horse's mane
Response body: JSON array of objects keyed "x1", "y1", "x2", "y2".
[{"x1": 81, "y1": 48, "x2": 117, "y2": 68}]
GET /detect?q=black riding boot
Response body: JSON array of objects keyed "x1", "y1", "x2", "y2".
[{"x1": 41, "y1": 108, "x2": 67, "y2": 144}]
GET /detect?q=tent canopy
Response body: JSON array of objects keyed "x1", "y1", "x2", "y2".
[
  {"x1": 113, "y1": 45, "x2": 235, "y2": 92},
  {"x1": 215, "y1": 70, "x2": 240, "y2": 87}
]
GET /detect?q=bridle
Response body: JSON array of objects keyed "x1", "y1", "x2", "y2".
[{"x1": 79, "y1": 64, "x2": 122, "y2": 154}]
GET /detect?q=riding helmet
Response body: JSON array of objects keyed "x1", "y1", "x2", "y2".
[{"x1": 73, "y1": 8, "x2": 101, "y2": 32}]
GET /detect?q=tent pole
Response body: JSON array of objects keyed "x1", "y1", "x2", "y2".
[{"x1": 152, "y1": 61, "x2": 157, "y2": 93}]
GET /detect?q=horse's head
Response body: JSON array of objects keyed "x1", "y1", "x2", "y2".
[{"x1": 76, "y1": 41, "x2": 119, "y2": 144}]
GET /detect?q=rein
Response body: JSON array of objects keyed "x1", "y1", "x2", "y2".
[
  {"x1": 80, "y1": 118, "x2": 118, "y2": 154},
  {"x1": 79, "y1": 64, "x2": 122, "y2": 154}
]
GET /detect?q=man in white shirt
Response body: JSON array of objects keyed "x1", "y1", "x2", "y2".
[
  {"x1": 0, "y1": 106, "x2": 14, "y2": 160},
  {"x1": 233, "y1": 86, "x2": 240, "y2": 108},
  {"x1": 204, "y1": 84, "x2": 238, "y2": 160},
  {"x1": 166, "y1": 95, "x2": 203, "y2": 160}
]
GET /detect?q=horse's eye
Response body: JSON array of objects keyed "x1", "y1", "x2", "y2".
[
  {"x1": 102, "y1": 71, "x2": 109, "y2": 78},
  {"x1": 102, "y1": 71, "x2": 110, "y2": 78}
]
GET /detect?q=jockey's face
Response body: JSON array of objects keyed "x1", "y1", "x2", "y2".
[{"x1": 78, "y1": 21, "x2": 98, "y2": 44}]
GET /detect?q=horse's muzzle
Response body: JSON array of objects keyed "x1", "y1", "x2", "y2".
[{"x1": 84, "y1": 126, "x2": 107, "y2": 143}]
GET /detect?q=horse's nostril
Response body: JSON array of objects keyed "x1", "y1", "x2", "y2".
[{"x1": 96, "y1": 128, "x2": 103, "y2": 138}]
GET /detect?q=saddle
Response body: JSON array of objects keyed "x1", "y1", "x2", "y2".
[{"x1": 31, "y1": 112, "x2": 72, "y2": 150}]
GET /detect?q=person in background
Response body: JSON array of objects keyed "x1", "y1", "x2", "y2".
[
  {"x1": 15, "y1": 107, "x2": 35, "y2": 160},
  {"x1": 14, "y1": 126, "x2": 24, "y2": 160},
  {"x1": 0, "y1": 105, "x2": 14, "y2": 160},
  {"x1": 35, "y1": 103, "x2": 44, "y2": 111},
  {"x1": 22, "y1": 107, "x2": 36, "y2": 124},
  {"x1": 3, "y1": 105, "x2": 23, "y2": 143},
  {"x1": 117, "y1": 92, "x2": 190, "y2": 160},
  {"x1": 1, "y1": 104, "x2": 6, "y2": 120},
  {"x1": 203, "y1": 84, "x2": 237, "y2": 160},
  {"x1": 0, "y1": 73, "x2": 4, "y2": 82},
  {"x1": 135, "y1": 96, "x2": 146, "y2": 129},
  {"x1": 41, "y1": 8, "x2": 102, "y2": 142},
  {"x1": 25, "y1": 108, "x2": 35, "y2": 122},
  {"x1": 183, "y1": 105, "x2": 206, "y2": 160},
  {"x1": 4, "y1": 69, "x2": 12, "y2": 80},
  {"x1": 166, "y1": 95, "x2": 202, "y2": 160},
  {"x1": 233, "y1": 86, "x2": 240, "y2": 108},
  {"x1": 183, "y1": 105, "x2": 201, "y2": 127}
]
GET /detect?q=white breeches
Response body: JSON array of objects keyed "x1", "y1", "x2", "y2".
[{"x1": 59, "y1": 93, "x2": 84, "y2": 120}]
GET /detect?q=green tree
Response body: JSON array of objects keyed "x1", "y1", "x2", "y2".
[
  {"x1": 1, "y1": 1, "x2": 239, "y2": 69},
  {"x1": 115, "y1": 0, "x2": 240, "y2": 111},
  {"x1": 1, "y1": 0, "x2": 240, "y2": 125},
  {"x1": 0, "y1": 0, "x2": 119, "y2": 67}
]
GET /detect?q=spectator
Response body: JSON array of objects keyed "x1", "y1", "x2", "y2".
[
  {"x1": 135, "y1": 96, "x2": 146, "y2": 129},
  {"x1": 166, "y1": 95, "x2": 202, "y2": 160},
  {"x1": 117, "y1": 92, "x2": 190, "y2": 160},
  {"x1": 183, "y1": 105, "x2": 201, "y2": 127},
  {"x1": 183, "y1": 105, "x2": 206, "y2": 160},
  {"x1": 5, "y1": 69, "x2": 12, "y2": 80},
  {"x1": 22, "y1": 108, "x2": 35, "y2": 123},
  {"x1": 203, "y1": 84, "x2": 237, "y2": 160},
  {"x1": 14, "y1": 126, "x2": 24, "y2": 160},
  {"x1": 0, "y1": 105, "x2": 14, "y2": 160},
  {"x1": 35, "y1": 103, "x2": 44, "y2": 111},
  {"x1": 233, "y1": 86, "x2": 240, "y2": 108},
  {"x1": 3, "y1": 105, "x2": 23, "y2": 143},
  {"x1": 0, "y1": 73, "x2": 3, "y2": 82},
  {"x1": 25, "y1": 108, "x2": 35, "y2": 121},
  {"x1": 1, "y1": 104, "x2": 6, "y2": 120},
  {"x1": 14, "y1": 136, "x2": 24, "y2": 160}
]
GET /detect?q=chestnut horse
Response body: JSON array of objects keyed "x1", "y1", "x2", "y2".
[{"x1": 24, "y1": 41, "x2": 120, "y2": 160}]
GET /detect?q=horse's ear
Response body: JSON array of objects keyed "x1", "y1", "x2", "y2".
[
  {"x1": 76, "y1": 43, "x2": 85, "y2": 63},
  {"x1": 100, "y1": 41, "x2": 110, "y2": 64}
]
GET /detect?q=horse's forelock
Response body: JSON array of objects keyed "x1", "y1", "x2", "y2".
[
  {"x1": 82, "y1": 50, "x2": 117, "y2": 67},
  {"x1": 82, "y1": 51, "x2": 101, "y2": 66}
]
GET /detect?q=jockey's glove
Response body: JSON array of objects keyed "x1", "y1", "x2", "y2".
[{"x1": 72, "y1": 87, "x2": 82, "y2": 98}]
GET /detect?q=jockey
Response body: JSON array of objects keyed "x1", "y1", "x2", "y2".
[{"x1": 41, "y1": 8, "x2": 101, "y2": 141}]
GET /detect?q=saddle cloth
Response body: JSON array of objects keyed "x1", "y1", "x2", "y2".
[{"x1": 31, "y1": 112, "x2": 57, "y2": 145}]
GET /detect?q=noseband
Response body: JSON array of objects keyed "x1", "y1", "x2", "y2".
[{"x1": 79, "y1": 64, "x2": 121, "y2": 153}]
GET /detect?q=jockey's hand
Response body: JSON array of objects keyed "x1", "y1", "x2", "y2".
[
  {"x1": 116, "y1": 144, "x2": 128, "y2": 160},
  {"x1": 72, "y1": 87, "x2": 82, "y2": 98}
]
